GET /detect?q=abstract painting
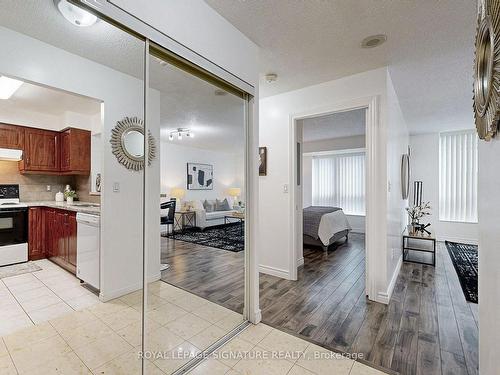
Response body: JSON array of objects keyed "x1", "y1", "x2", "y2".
[{"x1": 187, "y1": 163, "x2": 213, "y2": 190}]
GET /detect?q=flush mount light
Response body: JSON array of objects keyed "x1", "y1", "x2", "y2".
[
  {"x1": 0, "y1": 76, "x2": 23, "y2": 100},
  {"x1": 168, "y1": 128, "x2": 193, "y2": 141},
  {"x1": 54, "y1": 0, "x2": 98, "y2": 27},
  {"x1": 361, "y1": 34, "x2": 387, "y2": 49},
  {"x1": 265, "y1": 73, "x2": 278, "y2": 83}
]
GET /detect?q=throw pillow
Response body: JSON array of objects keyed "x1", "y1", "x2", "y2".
[
  {"x1": 216, "y1": 198, "x2": 231, "y2": 211},
  {"x1": 203, "y1": 199, "x2": 215, "y2": 212}
]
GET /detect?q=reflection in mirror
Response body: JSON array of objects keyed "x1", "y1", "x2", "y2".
[
  {"x1": 0, "y1": 1, "x2": 148, "y2": 373},
  {"x1": 123, "y1": 129, "x2": 144, "y2": 159}
]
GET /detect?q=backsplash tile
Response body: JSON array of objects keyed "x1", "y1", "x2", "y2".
[{"x1": 0, "y1": 161, "x2": 98, "y2": 203}]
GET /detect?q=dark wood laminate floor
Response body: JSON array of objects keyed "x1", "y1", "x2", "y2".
[{"x1": 160, "y1": 233, "x2": 478, "y2": 375}]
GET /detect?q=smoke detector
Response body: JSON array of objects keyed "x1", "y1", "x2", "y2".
[
  {"x1": 265, "y1": 73, "x2": 278, "y2": 84},
  {"x1": 361, "y1": 34, "x2": 387, "y2": 49}
]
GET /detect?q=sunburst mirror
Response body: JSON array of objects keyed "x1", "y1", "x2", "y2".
[
  {"x1": 474, "y1": 0, "x2": 500, "y2": 141},
  {"x1": 110, "y1": 117, "x2": 156, "y2": 171}
]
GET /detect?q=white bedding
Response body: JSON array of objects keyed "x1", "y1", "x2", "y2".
[{"x1": 318, "y1": 210, "x2": 352, "y2": 246}]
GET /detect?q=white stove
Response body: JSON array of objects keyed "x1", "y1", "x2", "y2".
[{"x1": 0, "y1": 185, "x2": 28, "y2": 267}]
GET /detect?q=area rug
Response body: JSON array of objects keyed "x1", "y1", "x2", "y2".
[
  {"x1": 164, "y1": 222, "x2": 244, "y2": 252},
  {"x1": 0, "y1": 261, "x2": 42, "y2": 279},
  {"x1": 445, "y1": 241, "x2": 478, "y2": 303}
]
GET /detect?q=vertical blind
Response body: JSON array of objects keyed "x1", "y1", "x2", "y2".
[
  {"x1": 312, "y1": 151, "x2": 365, "y2": 215},
  {"x1": 439, "y1": 130, "x2": 478, "y2": 223}
]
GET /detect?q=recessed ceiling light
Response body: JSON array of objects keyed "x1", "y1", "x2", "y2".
[
  {"x1": 265, "y1": 73, "x2": 278, "y2": 84},
  {"x1": 54, "y1": 0, "x2": 98, "y2": 27},
  {"x1": 361, "y1": 34, "x2": 387, "y2": 49},
  {"x1": 0, "y1": 76, "x2": 23, "y2": 100}
]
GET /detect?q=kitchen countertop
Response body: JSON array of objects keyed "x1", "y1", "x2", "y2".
[{"x1": 25, "y1": 201, "x2": 100, "y2": 215}]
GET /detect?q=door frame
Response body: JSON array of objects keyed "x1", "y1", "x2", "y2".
[{"x1": 288, "y1": 96, "x2": 380, "y2": 301}]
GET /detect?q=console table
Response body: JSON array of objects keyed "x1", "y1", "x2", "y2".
[{"x1": 402, "y1": 228, "x2": 436, "y2": 266}]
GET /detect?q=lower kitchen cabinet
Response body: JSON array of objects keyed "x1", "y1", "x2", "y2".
[
  {"x1": 28, "y1": 207, "x2": 46, "y2": 261},
  {"x1": 28, "y1": 207, "x2": 77, "y2": 274}
]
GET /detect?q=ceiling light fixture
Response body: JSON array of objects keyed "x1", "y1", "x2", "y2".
[
  {"x1": 54, "y1": 0, "x2": 98, "y2": 27},
  {"x1": 265, "y1": 73, "x2": 278, "y2": 84},
  {"x1": 0, "y1": 76, "x2": 23, "y2": 100},
  {"x1": 168, "y1": 128, "x2": 193, "y2": 141},
  {"x1": 360, "y1": 34, "x2": 387, "y2": 49}
]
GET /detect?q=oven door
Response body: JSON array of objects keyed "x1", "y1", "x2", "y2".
[{"x1": 0, "y1": 208, "x2": 28, "y2": 246}]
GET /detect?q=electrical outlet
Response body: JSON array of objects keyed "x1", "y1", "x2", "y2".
[
  {"x1": 46, "y1": 185, "x2": 51, "y2": 191},
  {"x1": 113, "y1": 182, "x2": 120, "y2": 192}
]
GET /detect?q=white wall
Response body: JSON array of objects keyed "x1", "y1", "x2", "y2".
[
  {"x1": 259, "y1": 68, "x2": 393, "y2": 291},
  {"x1": 385, "y1": 72, "x2": 409, "y2": 296},
  {"x1": 478, "y1": 137, "x2": 500, "y2": 375},
  {"x1": 410, "y1": 133, "x2": 478, "y2": 244},
  {"x1": 302, "y1": 135, "x2": 366, "y2": 233},
  {"x1": 302, "y1": 134, "x2": 365, "y2": 153},
  {"x1": 0, "y1": 25, "x2": 160, "y2": 300},
  {"x1": 160, "y1": 142, "x2": 243, "y2": 202}
]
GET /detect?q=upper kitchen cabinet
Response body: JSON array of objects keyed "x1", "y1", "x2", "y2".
[
  {"x1": 18, "y1": 127, "x2": 91, "y2": 175},
  {"x1": 20, "y1": 128, "x2": 60, "y2": 173},
  {"x1": 0, "y1": 123, "x2": 24, "y2": 149},
  {"x1": 60, "y1": 128, "x2": 91, "y2": 175}
]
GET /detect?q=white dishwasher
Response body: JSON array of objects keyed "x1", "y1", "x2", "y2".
[{"x1": 76, "y1": 212, "x2": 100, "y2": 290}]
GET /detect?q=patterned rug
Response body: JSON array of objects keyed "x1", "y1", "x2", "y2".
[
  {"x1": 164, "y1": 222, "x2": 244, "y2": 252},
  {"x1": 445, "y1": 241, "x2": 478, "y2": 303},
  {"x1": 0, "y1": 261, "x2": 42, "y2": 279}
]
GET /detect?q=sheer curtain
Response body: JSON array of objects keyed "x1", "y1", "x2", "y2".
[
  {"x1": 439, "y1": 130, "x2": 478, "y2": 223},
  {"x1": 312, "y1": 151, "x2": 365, "y2": 215}
]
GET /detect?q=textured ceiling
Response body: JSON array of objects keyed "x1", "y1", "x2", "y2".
[
  {"x1": 204, "y1": 0, "x2": 477, "y2": 134},
  {"x1": 301, "y1": 109, "x2": 366, "y2": 142}
]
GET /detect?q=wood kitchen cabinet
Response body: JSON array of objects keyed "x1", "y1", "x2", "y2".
[
  {"x1": 0, "y1": 123, "x2": 24, "y2": 149},
  {"x1": 28, "y1": 207, "x2": 80, "y2": 272},
  {"x1": 20, "y1": 128, "x2": 60, "y2": 173},
  {"x1": 60, "y1": 128, "x2": 91, "y2": 175},
  {"x1": 51, "y1": 210, "x2": 77, "y2": 274},
  {"x1": 28, "y1": 207, "x2": 46, "y2": 261}
]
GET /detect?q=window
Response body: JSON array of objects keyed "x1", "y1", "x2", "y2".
[
  {"x1": 439, "y1": 130, "x2": 478, "y2": 223},
  {"x1": 312, "y1": 151, "x2": 365, "y2": 215}
]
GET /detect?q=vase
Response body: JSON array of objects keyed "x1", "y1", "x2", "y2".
[{"x1": 67, "y1": 196, "x2": 74, "y2": 205}]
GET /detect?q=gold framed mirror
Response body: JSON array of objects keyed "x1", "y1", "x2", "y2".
[
  {"x1": 474, "y1": 0, "x2": 500, "y2": 141},
  {"x1": 110, "y1": 117, "x2": 156, "y2": 171}
]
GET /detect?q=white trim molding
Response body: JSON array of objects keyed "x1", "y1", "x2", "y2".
[
  {"x1": 259, "y1": 265, "x2": 292, "y2": 279},
  {"x1": 289, "y1": 95, "x2": 381, "y2": 301},
  {"x1": 376, "y1": 255, "x2": 402, "y2": 304}
]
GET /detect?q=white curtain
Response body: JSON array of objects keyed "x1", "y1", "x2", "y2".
[
  {"x1": 312, "y1": 152, "x2": 365, "y2": 215},
  {"x1": 439, "y1": 130, "x2": 478, "y2": 223}
]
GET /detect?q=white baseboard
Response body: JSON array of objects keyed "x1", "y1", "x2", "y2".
[
  {"x1": 259, "y1": 264, "x2": 291, "y2": 279},
  {"x1": 375, "y1": 255, "x2": 402, "y2": 305},
  {"x1": 297, "y1": 257, "x2": 304, "y2": 267},
  {"x1": 436, "y1": 235, "x2": 478, "y2": 245},
  {"x1": 99, "y1": 273, "x2": 162, "y2": 302}
]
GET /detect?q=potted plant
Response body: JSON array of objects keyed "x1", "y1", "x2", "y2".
[
  {"x1": 406, "y1": 202, "x2": 431, "y2": 233},
  {"x1": 64, "y1": 190, "x2": 78, "y2": 205}
]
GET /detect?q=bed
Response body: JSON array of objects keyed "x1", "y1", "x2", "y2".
[{"x1": 303, "y1": 206, "x2": 352, "y2": 251}]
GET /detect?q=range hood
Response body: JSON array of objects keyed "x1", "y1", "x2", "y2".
[{"x1": 0, "y1": 148, "x2": 23, "y2": 161}]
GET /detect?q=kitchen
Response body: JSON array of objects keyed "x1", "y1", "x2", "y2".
[{"x1": 0, "y1": 80, "x2": 103, "y2": 333}]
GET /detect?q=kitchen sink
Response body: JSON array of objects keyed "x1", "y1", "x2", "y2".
[{"x1": 72, "y1": 203, "x2": 100, "y2": 208}]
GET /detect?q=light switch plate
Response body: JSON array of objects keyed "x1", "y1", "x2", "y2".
[
  {"x1": 283, "y1": 184, "x2": 289, "y2": 193},
  {"x1": 113, "y1": 182, "x2": 120, "y2": 192}
]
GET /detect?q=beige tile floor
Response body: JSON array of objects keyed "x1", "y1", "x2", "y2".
[{"x1": 0, "y1": 261, "x2": 385, "y2": 374}]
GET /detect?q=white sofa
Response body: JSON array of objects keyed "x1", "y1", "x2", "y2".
[{"x1": 189, "y1": 198, "x2": 235, "y2": 230}]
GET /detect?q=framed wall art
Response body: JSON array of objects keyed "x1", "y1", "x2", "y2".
[{"x1": 187, "y1": 163, "x2": 213, "y2": 190}]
